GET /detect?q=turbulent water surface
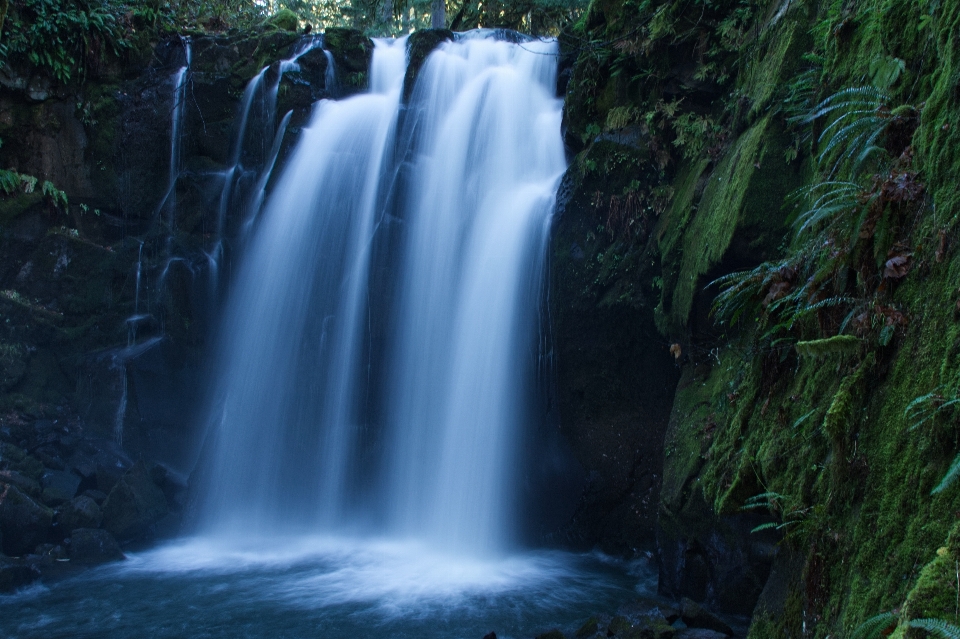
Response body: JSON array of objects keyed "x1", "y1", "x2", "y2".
[{"x1": 1, "y1": 540, "x2": 655, "y2": 639}]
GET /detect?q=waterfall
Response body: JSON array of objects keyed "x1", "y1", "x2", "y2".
[
  {"x1": 160, "y1": 37, "x2": 191, "y2": 234},
  {"x1": 199, "y1": 32, "x2": 565, "y2": 556},
  {"x1": 207, "y1": 36, "x2": 325, "y2": 292}
]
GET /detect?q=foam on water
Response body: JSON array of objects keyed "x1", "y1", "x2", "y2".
[{"x1": 0, "y1": 539, "x2": 654, "y2": 639}]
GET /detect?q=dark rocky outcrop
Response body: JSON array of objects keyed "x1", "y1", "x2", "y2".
[
  {"x1": 101, "y1": 461, "x2": 169, "y2": 542},
  {"x1": 0, "y1": 482, "x2": 52, "y2": 555},
  {"x1": 68, "y1": 527, "x2": 124, "y2": 564},
  {"x1": 57, "y1": 495, "x2": 103, "y2": 532},
  {"x1": 0, "y1": 556, "x2": 41, "y2": 593}
]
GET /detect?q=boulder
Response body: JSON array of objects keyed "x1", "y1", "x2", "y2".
[
  {"x1": 58, "y1": 495, "x2": 103, "y2": 532},
  {"x1": 0, "y1": 469, "x2": 41, "y2": 499},
  {"x1": 40, "y1": 469, "x2": 81, "y2": 505},
  {"x1": 101, "y1": 461, "x2": 168, "y2": 541},
  {"x1": 82, "y1": 489, "x2": 108, "y2": 505},
  {"x1": 536, "y1": 631, "x2": 567, "y2": 639},
  {"x1": 0, "y1": 557, "x2": 40, "y2": 593},
  {"x1": 69, "y1": 528, "x2": 124, "y2": 564},
  {"x1": 0, "y1": 483, "x2": 53, "y2": 556},
  {"x1": 679, "y1": 599, "x2": 733, "y2": 636},
  {"x1": 0, "y1": 442, "x2": 44, "y2": 479}
]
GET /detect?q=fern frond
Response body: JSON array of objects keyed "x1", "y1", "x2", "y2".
[
  {"x1": 909, "y1": 618, "x2": 960, "y2": 639},
  {"x1": 851, "y1": 612, "x2": 898, "y2": 639},
  {"x1": 789, "y1": 181, "x2": 864, "y2": 235},
  {"x1": 800, "y1": 86, "x2": 890, "y2": 123},
  {"x1": 932, "y1": 452, "x2": 960, "y2": 495}
]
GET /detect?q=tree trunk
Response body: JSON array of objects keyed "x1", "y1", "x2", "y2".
[
  {"x1": 380, "y1": 0, "x2": 393, "y2": 30},
  {"x1": 431, "y1": 0, "x2": 445, "y2": 29}
]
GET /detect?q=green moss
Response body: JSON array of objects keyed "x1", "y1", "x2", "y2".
[
  {"x1": 0, "y1": 192, "x2": 43, "y2": 227},
  {"x1": 263, "y1": 9, "x2": 299, "y2": 32},
  {"x1": 660, "y1": 116, "x2": 769, "y2": 334}
]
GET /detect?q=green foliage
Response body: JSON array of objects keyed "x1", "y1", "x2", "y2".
[
  {"x1": 798, "y1": 86, "x2": 892, "y2": 178},
  {"x1": 740, "y1": 491, "x2": 809, "y2": 534},
  {"x1": 911, "y1": 618, "x2": 960, "y2": 639},
  {"x1": 851, "y1": 615, "x2": 960, "y2": 639},
  {"x1": 850, "y1": 611, "x2": 897, "y2": 639},
  {"x1": 41, "y1": 180, "x2": 67, "y2": 209},
  {"x1": 1, "y1": 0, "x2": 130, "y2": 83}
]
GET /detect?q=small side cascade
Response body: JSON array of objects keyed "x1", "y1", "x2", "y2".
[
  {"x1": 160, "y1": 36, "x2": 192, "y2": 241},
  {"x1": 206, "y1": 35, "x2": 323, "y2": 296},
  {"x1": 323, "y1": 49, "x2": 338, "y2": 98}
]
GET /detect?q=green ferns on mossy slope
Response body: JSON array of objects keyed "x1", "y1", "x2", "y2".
[{"x1": 564, "y1": 0, "x2": 960, "y2": 636}]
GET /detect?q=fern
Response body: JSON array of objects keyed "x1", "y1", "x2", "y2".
[
  {"x1": 41, "y1": 180, "x2": 68, "y2": 209},
  {"x1": 788, "y1": 181, "x2": 865, "y2": 235},
  {"x1": 910, "y1": 618, "x2": 960, "y2": 639},
  {"x1": 931, "y1": 453, "x2": 960, "y2": 495},
  {"x1": 796, "y1": 86, "x2": 892, "y2": 178},
  {"x1": 851, "y1": 612, "x2": 897, "y2": 639},
  {"x1": 0, "y1": 169, "x2": 21, "y2": 194},
  {"x1": 904, "y1": 387, "x2": 960, "y2": 430}
]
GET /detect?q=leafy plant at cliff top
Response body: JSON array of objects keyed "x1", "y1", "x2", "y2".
[
  {"x1": 0, "y1": 168, "x2": 68, "y2": 209},
  {"x1": 1, "y1": 0, "x2": 131, "y2": 83}
]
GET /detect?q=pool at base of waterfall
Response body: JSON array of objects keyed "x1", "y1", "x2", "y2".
[{"x1": 1, "y1": 537, "x2": 656, "y2": 639}]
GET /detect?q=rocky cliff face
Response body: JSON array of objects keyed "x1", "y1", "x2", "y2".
[
  {"x1": 0, "y1": 23, "x2": 369, "y2": 575},
  {"x1": 554, "y1": 0, "x2": 960, "y2": 634}
]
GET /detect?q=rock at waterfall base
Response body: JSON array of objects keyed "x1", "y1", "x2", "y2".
[
  {"x1": 69, "y1": 528, "x2": 124, "y2": 563},
  {"x1": 101, "y1": 461, "x2": 168, "y2": 542}
]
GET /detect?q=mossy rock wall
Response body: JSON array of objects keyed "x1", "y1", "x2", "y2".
[{"x1": 558, "y1": 0, "x2": 960, "y2": 632}]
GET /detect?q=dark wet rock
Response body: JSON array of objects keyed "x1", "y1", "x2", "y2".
[
  {"x1": 40, "y1": 469, "x2": 81, "y2": 505},
  {"x1": 149, "y1": 462, "x2": 189, "y2": 511},
  {"x1": 36, "y1": 449, "x2": 66, "y2": 471},
  {"x1": 575, "y1": 617, "x2": 602, "y2": 638},
  {"x1": 403, "y1": 29, "x2": 454, "y2": 102},
  {"x1": 82, "y1": 489, "x2": 108, "y2": 505},
  {"x1": 102, "y1": 461, "x2": 169, "y2": 541},
  {"x1": 96, "y1": 460, "x2": 128, "y2": 494},
  {"x1": 679, "y1": 599, "x2": 733, "y2": 636},
  {"x1": 536, "y1": 630, "x2": 567, "y2": 639},
  {"x1": 34, "y1": 542, "x2": 69, "y2": 561},
  {"x1": 602, "y1": 613, "x2": 675, "y2": 639},
  {"x1": 0, "y1": 469, "x2": 41, "y2": 499},
  {"x1": 0, "y1": 442, "x2": 44, "y2": 480},
  {"x1": 69, "y1": 528, "x2": 124, "y2": 564},
  {"x1": 0, "y1": 483, "x2": 53, "y2": 556},
  {"x1": 0, "y1": 556, "x2": 41, "y2": 592},
  {"x1": 57, "y1": 495, "x2": 103, "y2": 532},
  {"x1": 0, "y1": 340, "x2": 28, "y2": 390},
  {"x1": 482, "y1": 633, "x2": 497, "y2": 639},
  {"x1": 675, "y1": 630, "x2": 728, "y2": 639}
]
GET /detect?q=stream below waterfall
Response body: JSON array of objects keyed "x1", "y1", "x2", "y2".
[{"x1": 1, "y1": 539, "x2": 655, "y2": 638}]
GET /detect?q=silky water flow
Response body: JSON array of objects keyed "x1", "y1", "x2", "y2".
[{"x1": 0, "y1": 33, "x2": 655, "y2": 639}]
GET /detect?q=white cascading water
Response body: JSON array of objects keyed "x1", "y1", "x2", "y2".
[
  {"x1": 199, "y1": 32, "x2": 565, "y2": 556},
  {"x1": 386, "y1": 35, "x2": 564, "y2": 554},
  {"x1": 200, "y1": 37, "x2": 407, "y2": 534}
]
